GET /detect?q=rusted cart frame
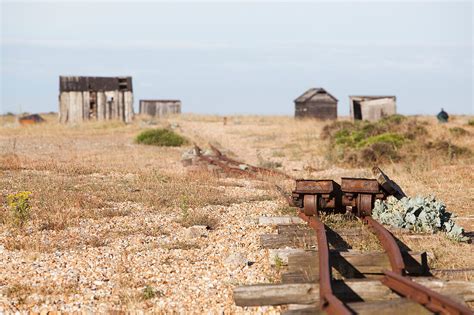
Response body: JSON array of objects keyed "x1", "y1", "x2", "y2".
[
  {"x1": 291, "y1": 178, "x2": 473, "y2": 315},
  {"x1": 299, "y1": 197, "x2": 352, "y2": 315},
  {"x1": 382, "y1": 271, "x2": 473, "y2": 315}
]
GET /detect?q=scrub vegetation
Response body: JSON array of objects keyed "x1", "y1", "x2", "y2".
[{"x1": 321, "y1": 115, "x2": 471, "y2": 166}]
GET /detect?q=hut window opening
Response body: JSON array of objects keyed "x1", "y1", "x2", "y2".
[{"x1": 118, "y1": 78, "x2": 128, "y2": 91}]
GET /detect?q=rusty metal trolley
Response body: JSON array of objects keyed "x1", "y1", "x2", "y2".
[{"x1": 291, "y1": 178, "x2": 472, "y2": 315}]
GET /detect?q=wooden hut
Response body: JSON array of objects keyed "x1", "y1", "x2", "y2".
[
  {"x1": 139, "y1": 100, "x2": 181, "y2": 117},
  {"x1": 59, "y1": 76, "x2": 134, "y2": 124},
  {"x1": 349, "y1": 96, "x2": 396, "y2": 121},
  {"x1": 294, "y1": 88, "x2": 338, "y2": 119}
]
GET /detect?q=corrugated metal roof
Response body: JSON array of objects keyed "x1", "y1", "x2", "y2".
[
  {"x1": 140, "y1": 99, "x2": 181, "y2": 103},
  {"x1": 349, "y1": 96, "x2": 396, "y2": 101},
  {"x1": 294, "y1": 88, "x2": 338, "y2": 102},
  {"x1": 59, "y1": 76, "x2": 133, "y2": 92}
]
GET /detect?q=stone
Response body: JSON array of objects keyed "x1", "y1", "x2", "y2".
[
  {"x1": 184, "y1": 225, "x2": 208, "y2": 239},
  {"x1": 239, "y1": 164, "x2": 249, "y2": 171},
  {"x1": 224, "y1": 253, "x2": 249, "y2": 269}
]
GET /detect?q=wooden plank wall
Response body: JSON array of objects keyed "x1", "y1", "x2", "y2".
[{"x1": 59, "y1": 90, "x2": 133, "y2": 124}]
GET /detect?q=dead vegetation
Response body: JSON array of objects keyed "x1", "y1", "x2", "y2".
[{"x1": 0, "y1": 113, "x2": 473, "y2": 312}]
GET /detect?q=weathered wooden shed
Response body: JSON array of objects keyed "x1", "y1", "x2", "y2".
[
  {"x1": 139, "y1": 100, "x2": 181, "y2": 117},
  {"x1": 349, "y1": 96, "x2": 396, "y2": 121},
  {"x1": 59, "y1": 76, "x2": 134, "y2": 124},
  {"x1": 294, "y1": 88, "x2": 338, "y2": 119}
]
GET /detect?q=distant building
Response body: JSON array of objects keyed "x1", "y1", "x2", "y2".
[
  {"x1": 294, "y1": 88, "x2": 338, "y2": 119},
  {"x1": 58, "y1": 76, "x2": 134, "y2": 124},
  {"x1": 349, "y1": 96, "x2": 396, "y2": 121},
  {"x1": 139, "y1": 100, "x2": 181, "y2": 117}
]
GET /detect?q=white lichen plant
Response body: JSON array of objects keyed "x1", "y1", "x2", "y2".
[{"x1": 373, "y1": 195, "x2": 469, "y2": 242}]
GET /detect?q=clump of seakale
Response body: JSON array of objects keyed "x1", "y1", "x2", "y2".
[{"x1": 373, "y1": 195, "x2": 469, "y2": 242}]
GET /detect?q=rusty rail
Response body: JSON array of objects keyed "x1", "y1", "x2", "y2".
[
  {"x1": 209, "y1": 144, "x2": 294, "y2": 179},
  {"x1": 363, "y1": 217, "x2": 471, "y2": 314},
  {"x1": 382, "y1": 271, "x2": 473, "y2": 315},
  {"x1": 363, "y1": 216, "x2": 405, "y2": 275},
  {"x1": 299, "y1": 211, "x2": 352, "y2": 315},
  {"x1": 194, "y1": 145, "x2": 257, "y2": 178}
]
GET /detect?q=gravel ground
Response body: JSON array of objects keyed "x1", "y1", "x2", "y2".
[
  {"x1": 1, "y1": 115, "x2": 472, "y2": 313},
  {"x1": 0, "y1": 192, "x2": 283, "y2": 313}
]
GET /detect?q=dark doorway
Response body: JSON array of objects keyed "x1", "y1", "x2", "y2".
[
  {"x1": 353, "y1": 101, "x2": 362, "y2": 120},
  {"x1": 89, "y1": 91, "x2": 98, "y2": 120}
]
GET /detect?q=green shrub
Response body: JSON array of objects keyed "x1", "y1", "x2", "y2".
[
  {"x1": 467, "y1": 119, "x2": 474, "y2": 126},
  {"x1": 358, "y1": 133, "x2": 405, "y2": 148},
  {"x1": 135, "y1": 129, "x2": 187, "y2": 147},
  {"x1": 321, "y1": 116, "x2": 436, "y2": 166},
  {"x1": 7, "y1": 191, "x2": 32, "y2": 227},
  {"x1": 142, "y1": 285, "x2": 162, "y2": 300}
]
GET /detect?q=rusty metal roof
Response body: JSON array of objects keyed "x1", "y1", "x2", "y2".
[
  {"x1": 139, "y1": 99, "x2": 181, "y2": 103},
  {"x1": 349, "y1": 95, "x2": 396, "y2": 101},
  {"x1": 294, "y1": 88, "x2": 338, "y2": 103},
  {"x1": 59, "y1": 76, "x2": 133, "y2": 92}
]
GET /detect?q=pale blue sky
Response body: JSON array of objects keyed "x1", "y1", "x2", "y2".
[{"x1": 1, "y1": 1, "x2": 473, "y2": 115}]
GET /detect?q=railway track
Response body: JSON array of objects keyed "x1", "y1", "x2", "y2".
[{"x1": 233, "y1": 176, "x2": 474, "y2": 314}]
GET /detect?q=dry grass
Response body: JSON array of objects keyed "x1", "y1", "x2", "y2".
[{"x1": 0, "y1": 113, "x2": 473, "y2": 311}]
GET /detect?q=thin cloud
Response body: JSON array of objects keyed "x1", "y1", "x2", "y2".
[{"x1": 1, "y1": 38, "x2": 234, "y2": 50}]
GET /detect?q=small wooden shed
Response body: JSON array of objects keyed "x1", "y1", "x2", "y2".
[
  {"x1": 349, "y1": 96, "x2": 396, "y2": 121},
  {"x1": 294, "y1": 88, "x2": 338, "y2": 119},
  {"x1": 59, "y1": 76, "x2": 134, "y2": 124},
  {"x1": 139, "y1": 100, "x2": 181, "y2": 117}
]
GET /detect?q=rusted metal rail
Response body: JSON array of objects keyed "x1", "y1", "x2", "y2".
[
  {"x1": 191, "y1": 144, "x2": 292, "y2": 179},
  {"x1": 291, "y1": 177, "x2": 473, "y2": 315},
  {"x1": 382, "y1": 271, "x2": 473, "y2": 315},
  {"x1": 298, "y1": 211, "x2": 352, "y2": 315},
  {"x1": 364, "y1": 216, "x2": 405, "y2": 275},
  {"x1": 209, "y1": 144, "x2": 294, "y2": 179}
]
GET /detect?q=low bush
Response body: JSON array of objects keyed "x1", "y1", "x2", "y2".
[
  {"x1": 322, "y1": 115, "x2": 471, "y2": 166},
  {"x1": 135, "y1": 128, "x2": 187, "y2": 147},
  {"x1": 467, "y1": 119, "x2": 474, "y2": 126},
  {"x1": 142, "y1": 285, "x2": 162, "y2": 300}
]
